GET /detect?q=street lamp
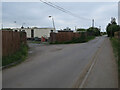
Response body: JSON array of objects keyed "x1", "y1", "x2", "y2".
[{"x1": 49, "y1": 16, "x2": 56, "y2": 31}]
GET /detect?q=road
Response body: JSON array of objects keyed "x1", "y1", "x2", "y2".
[
  {"x1": 80, "y1": 36, "x2": 118, "y2": 88},
  {"x1": 2, "y1": 36, "x2": 118, "y2": 88}
]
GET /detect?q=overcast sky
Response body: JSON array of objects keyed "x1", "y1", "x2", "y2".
[{"x1": 2, "y1": 2, "x2": 118, "y2": 32}]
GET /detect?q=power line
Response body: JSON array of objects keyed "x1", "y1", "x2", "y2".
[
  {"x1": 41, "y1": 0, "x2": 90, "y2": 20},
  {"x1": 40, "y1": 0, "x2": 90, "y2": 21}
]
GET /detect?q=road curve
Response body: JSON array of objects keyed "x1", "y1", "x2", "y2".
[{"x1": 2, "y1": 36, "x2": 118, "y2": 88}]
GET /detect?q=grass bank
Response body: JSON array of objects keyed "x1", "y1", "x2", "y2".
[
  {"x1": 110, "y1": 37, "x2": 120, "y2": 85},
  {"x1": 50, "y1": 36, "x2": 95, "y2": 44},
  {"x1": 2, "y1": 44, "x2": 29, "y2": 67}
]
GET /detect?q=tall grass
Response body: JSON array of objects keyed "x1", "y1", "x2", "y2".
[{"x1": 110, "y1": 37, "x2": 120, "y2": 84}]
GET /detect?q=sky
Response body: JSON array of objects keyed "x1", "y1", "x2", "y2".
[{"x1": 2, "y1": 2, "x2": 118, "y2": 32}]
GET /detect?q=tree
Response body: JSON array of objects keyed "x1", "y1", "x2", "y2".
[
  {"x1": 106, "y1": 18, "x2": 120, "y2": 37},
  {"x1": 111, "y1": 17, "x2": 117, "y2": 25},
  {"x1": 77, "y1": 28, "x2": 86, "y2": 32},
  {"x1": 87, "y1": 27, "x2": 100, "y2": 36}
]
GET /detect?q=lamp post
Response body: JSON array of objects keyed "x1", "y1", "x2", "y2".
[{"x1": 49, "y1": 16, "x2": 56, "y2": 31}]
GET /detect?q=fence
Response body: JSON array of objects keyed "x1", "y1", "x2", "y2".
[
  {"x1": 2, "y1": 31, "x2": 26, "y2": 57},
  {"x1": 50, "y1": 31, "x2": 87, "y2": 43}
]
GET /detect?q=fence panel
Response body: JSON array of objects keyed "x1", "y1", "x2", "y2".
[
  {"x1": 2, "y1": 31, "x2": 26, "y2": 57},
  {"x1": 50, "y1": 31, "x2": 87, "y2": 43}
]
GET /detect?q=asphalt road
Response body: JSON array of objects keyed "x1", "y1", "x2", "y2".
[
  {"x1": 2, "y1": 36, "x2": 118, "y2": 88},
  {"x1": 81, "y1": 37, "x2": 118, "y2": 88}
]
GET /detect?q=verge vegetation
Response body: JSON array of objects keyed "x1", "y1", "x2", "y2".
[
  {"x1": 110, "y1": 38, "x2": 120, "y2": 73},
  {"x1": 2, "y1": 44, "x2": 29, "y2": 67}
]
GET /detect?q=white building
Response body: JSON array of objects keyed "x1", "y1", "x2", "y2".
[{"x1": 13, "y1": 27, "x2": 55, "y2": 39}]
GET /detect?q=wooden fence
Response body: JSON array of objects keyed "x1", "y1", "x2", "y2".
[
  {"x1": 50, "y1": 31, "x2": 87, "y2": 43},
  {"x1": 2, "y1": 31, "x2": 26, "y2": 57}
]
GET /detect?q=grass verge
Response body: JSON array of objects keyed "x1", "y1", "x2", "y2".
[
  {"x1": 86, "y1": 36, "x2": 96, "y2": 42},
  {"x1": 2, "y1": 44, "x2": 29, "y2": 67},
  {"x1": 110, "y1": 37, "x2": 120, "y2": 86}
]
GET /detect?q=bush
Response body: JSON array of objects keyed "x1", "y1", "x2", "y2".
[
  {"x1": 77, "y1": 28, "x2": 87, "y2": 32},
  {"x1": 72, "y1": 34, "x2": 86, "y2": 43},
  {"x1": 87, "y1": 27, "x2": 101, "y2": 36}
]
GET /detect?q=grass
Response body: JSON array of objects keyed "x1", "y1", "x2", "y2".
[
  {"x1": 110, "y1": 37, "x2": 120, "y2": 85},
  {"x1": 2, "y1": 44, "x2": 29, "y2": 67},
  {"x1": 86, "y1": 36, "x2": 96, "y2": 42},
  {"x1": 28, "y1": 41, "x2": 41, "y2": 44},
  {"x1": 50, "y1": 36, "x2": 95, "y2": 44},
  {"x1": 110, "y1": 38, "x2": 120, "y2": 60},
  {"x1": 28, "y1": 41, "x2": 49, "y2": 45}
]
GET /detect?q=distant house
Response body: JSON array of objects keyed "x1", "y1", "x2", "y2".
[{"x1": 13, "y1": 27, "x2": 55, "y2": 39}]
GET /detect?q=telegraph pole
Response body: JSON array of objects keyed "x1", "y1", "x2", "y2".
[
  {"x1": 92, "y1": 19, "x2": 95, "y2": 36},
  {"x1": 1, "y1": 24, "x2": 3, "y2": 30},
  {"x1": 75, "y1": 26, "x2": 77, "y2": 31},
  {"x1": 99, "y1": 26, "x2": 101, "y2": 31},
  {"x1": 92, "y1": 19, "x2": 94, "y2": 28}
]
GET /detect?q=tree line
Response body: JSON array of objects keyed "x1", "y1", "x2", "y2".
[{"x1": 77, "y1": 27, "x2": 101, "y2": 36}]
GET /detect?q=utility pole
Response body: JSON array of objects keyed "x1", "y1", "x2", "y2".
[
  {"x1": 92, "y1": 19, "x2": 95, "y2": 36},
  {"x1": 1, "y1": 24, "x2": 3, "y2": 30},
  {"x1": 75, "y1": 26, "x2": 77, "y2": 32},
  {"x1": 99, "y1": 26, "x2": 101, "y2": 36},
  {"x1": 92, "y1": 19, "x2": 94, "y2": 28},
  {"x1": 99, "y1": 26, "x2": 101, "y2": 31}
]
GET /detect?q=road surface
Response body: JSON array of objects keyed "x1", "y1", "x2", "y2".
[{"x1": 2, "y1": 36, "x2": 118, "y2": 88}]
